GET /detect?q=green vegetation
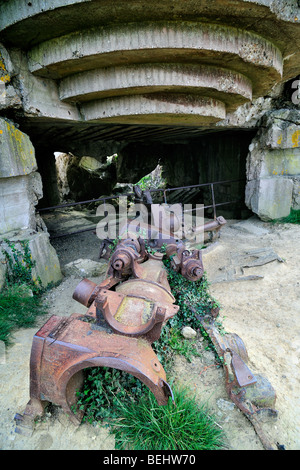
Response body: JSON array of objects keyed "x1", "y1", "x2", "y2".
[
  {"x1": 111, "y1": 384, "x2": 225, "y2": 450},
  {"x1": 136, "y1": 164, "x2": 167, "y2": 191},
  {"x1": 0, "y1": 239, "x2": 47, "y2": 345},
  {"x1": 273, "y1": 208, "x2": 300, "y2": 224},
  {"x1": 1, "y1": 239, "x2": 41, "y2": 293},
  {"x1": 0, "y1": 285, "x2": 47, "y2": 345}
]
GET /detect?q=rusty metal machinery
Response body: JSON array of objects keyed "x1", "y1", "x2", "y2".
[
  {"x1": 15, "y1": 236, "x2": 278, "y2": 449},
  {"x1": 14, "y1": 238, "x2": 198, "y2": 434}
]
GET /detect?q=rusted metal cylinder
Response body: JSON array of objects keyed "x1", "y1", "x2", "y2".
[
  {"x1": 193, "y1": 215, "x2": 227, "y2": 234},
  {"x1": 72, "y1": 278, "x2": 98, "y2": 307}
]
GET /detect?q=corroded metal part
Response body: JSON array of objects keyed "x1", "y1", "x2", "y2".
[
  {"x1": 200, "y1": 316, "x2": 278, "y2": 450},
  {"x1": 15, "y1": 240, "x2": 180, "y2": 434},
  {"x1": 15, "y1": 312, "x2": 172, "y2": 433},
  {"x1": 167, "y1": 243, "x2": 204, "y2": 282}
]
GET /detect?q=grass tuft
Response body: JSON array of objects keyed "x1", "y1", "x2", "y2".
[
  {"x1": 0, "y1": 285, "x2": 48, "y2": 345},
  {"x1": 109, "y1": 384, "x2": 225, "y2": 450},
  {"x1": 272, "y1": 208, "x2": 300, "y2": 225}
]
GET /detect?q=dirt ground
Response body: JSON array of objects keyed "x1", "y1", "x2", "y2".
[{"x1": 0, "y1": 216, "x2": 299, "y2": 450}]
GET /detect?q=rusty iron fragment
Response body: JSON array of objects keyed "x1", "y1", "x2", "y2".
[{"x1": 200, "y1": 314, "x2": 278, "y2": 450}]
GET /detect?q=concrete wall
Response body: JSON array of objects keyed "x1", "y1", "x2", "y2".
[
  {"x1": 246, "y1": 110, "x2": 300, "y2": 220},
  {"x1": 0, "y1": 117, "x2": 62, "y2": 288}
]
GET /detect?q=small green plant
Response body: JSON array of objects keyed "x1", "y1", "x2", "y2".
[
  {"x1": 0, "y1": 239, "x2": 47, "y2": 345},
  {"x1": 136, "y1": 164, "x2": 167, "y2": 191},
  {"x1": 109, "y1": 384, "x2": 226, "y2": 450},
  {"x1": 1, "y1": 239, "x2": 42, "y2": 293},
  {"x1": 74, "y1": 367, "x2": 147, "y2": 424},
  {"x1": 272, "y1": 208, "x2": 300, "y2": 225},
  {"x1": 153, "y1": 325, "x2": 201, "y2": 366},
  {"x1": 0, "y1": 285, "x2": 48, "y2": 345}
]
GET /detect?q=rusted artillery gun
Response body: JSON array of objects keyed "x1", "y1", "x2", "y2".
[
  {"x1": 14, "y1": 237, "x2": 204, "y2": 434},
  {"x1": 15, "y1": 236, "x2": 278, "y2": 450}
]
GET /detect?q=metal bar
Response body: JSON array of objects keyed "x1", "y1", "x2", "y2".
[
  {"x1": 149, "y1": 178, "x2": 245, "y2": 194},
  {"x1": 210, "y1": 183, "x2": 217, "y2": 220},
  {"x1": 183, "y1": 200, "x2": 241, "y2": 213},
  {"x1": 50, "y1": 226, "x2": 98, "y2": 239},
  {"x1": 48, "y1": 200, "x2": 240, "y2": 239},
  {"x1": 38, "y1": 178, "x2": 245, "y2": 212},
  {"x1": 37, "y1": 193, "x2": 135, "y2": 212}
]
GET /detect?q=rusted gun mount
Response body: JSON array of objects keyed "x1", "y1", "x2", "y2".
[{"x1": 15, "y1": 238, "x2": 203, "y2": 434}]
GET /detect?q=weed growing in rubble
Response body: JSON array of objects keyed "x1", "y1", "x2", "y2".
[
  {"x1": 0, "y1": 285, "x2": 48, "y2": 345},
  {"x1": 1, "y1": 239, "x2": 42, "y2": 293},
  {"x1": 151, "y1": 254, "x2": 221, "y2": 365},
  {"x1": 0, "y1": 239, "x2": 47, "y2": 345}
]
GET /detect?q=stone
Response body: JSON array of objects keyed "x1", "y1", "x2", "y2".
[
  {"x1": 0, "y1": 230, "x2": 63, "y2": 289},
  {"x1": 0, "y1": 118, "x2": 37, "y2": 177},
  {"x1": 231, "y1": 217, "x2": 270, "y2": 236},
  {"x1": 181, "y1": 326, "x2": 197, "y2": 339},
  {"x1": 0, "y1": 172, "x2": 43, "y2": 235},
  {"x1": 217, "y1": 398, "x2": 235, "y2": 412},
  {"x1": 243, "y1": 374, "x2": 277, "y2": 411},
  {"x1": 62, "y1": 258, "x2": 108, "y2": 278},
  {"x1": 246, "y1": 177, "x2": 294, "y2": 221}
]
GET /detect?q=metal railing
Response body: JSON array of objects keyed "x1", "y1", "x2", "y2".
[{"x1": 38, "y1": 178, "x2": 245, "y2": 239}]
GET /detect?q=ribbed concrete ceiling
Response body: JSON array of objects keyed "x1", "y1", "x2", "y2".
[{"x1": 1, "y1": 0, "x2": 300, "y2": 142}]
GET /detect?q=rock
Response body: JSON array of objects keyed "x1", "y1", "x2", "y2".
[
  {"x1": 0, "y1": 172, "x2": 44, "y2": 234},
  {"x1": 62, "y1": 258, "x2": 107, "y2": 278},
  {"x1": 231, "y1": 217, "x2": 270, "y2": 236},
  {"x1": 181, "y1": 326, "x2": 197, "y2": 339},
  {"x1": 246, "y1": 177, "x2": 294, "y2": 221},
  {"x1": 0, "y1": 118, "x2": 37, "y2": 178},
  {"x1": 246, "y1": 109, "x2": 300, "y2": 221},
  {"x1": 217, "y1": 398, "x2": 235, "y2": 412},
  {"x1": 0, "y1": 230, "x2": 63, "y2": 289}
]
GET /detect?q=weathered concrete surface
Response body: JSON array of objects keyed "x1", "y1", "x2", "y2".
[
  {"x1": 0, "y1": 173, "x2": 43, "y2": 235},
  {"x1": 30, "y1": 21, "x2": 282, "y2": 93},
  {"x1": 59, "y1": 63, "x2": 252, "y2": 111},
  {"x1": 82, "y1": 94, "x2": 226, "y2": 125},
  {"x1": 0, "y1": 118, "x2": 43, "y2": 234},
  {"x1": 0, "y1": 118, "x2": 37, "y2": 178},
  {"x1": 292, "y1": 177, "x2": 300, "y2": 210},
  {"x1": 7, "y1": 49, "x2": 80, "y2": 122},
  {"x1": 246, "y1": 177, "x2": 294, "y2": 221},
  {"x1": 0, "y1": 230, "x2": 62, "y2": 289},
  {"x1": 1, "y1": 0, "x2": 300, "y2": 129},
  {"x1": 246, "y1": 109, "x2": 300, "y2": 220},
  {"x1": 0, "y1": 44, "x2": 21, "y2": 111},
  {"x1": 0, "y1": 117, "x2": 63, "y2": 287}
]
